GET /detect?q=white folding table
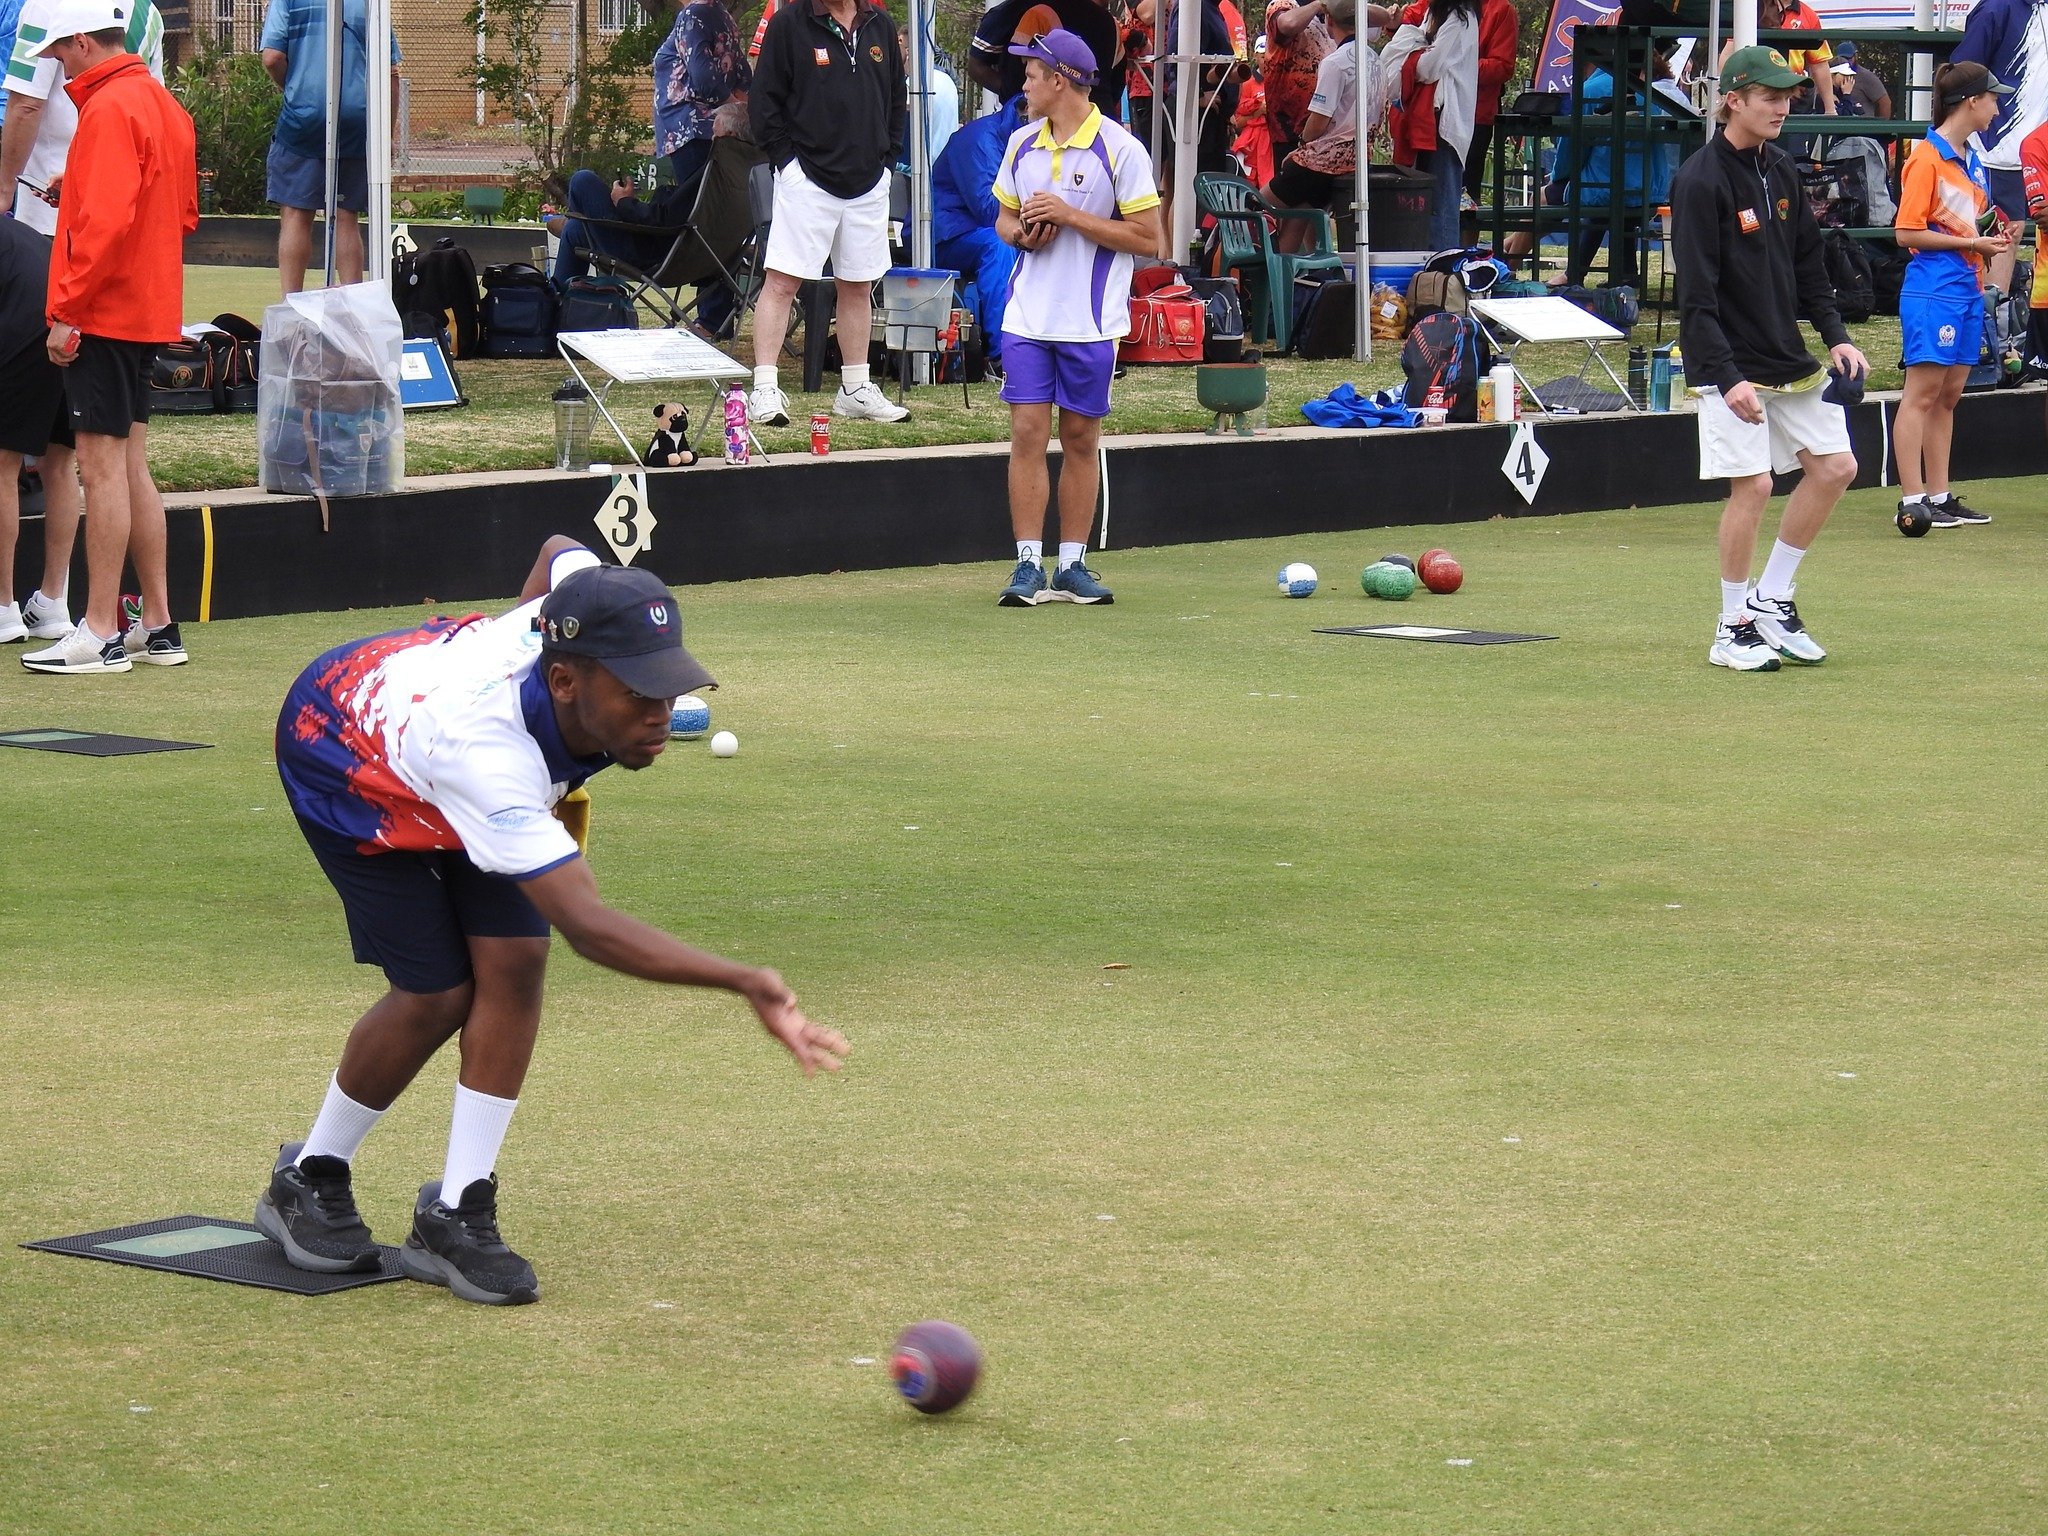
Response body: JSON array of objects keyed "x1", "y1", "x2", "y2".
[
  {"x1": 557, "y1": 327, "x2": 757, "y2": 462},
  {"x1": 1467, "y1": 296, "x2": 1635, "y2": 415}
]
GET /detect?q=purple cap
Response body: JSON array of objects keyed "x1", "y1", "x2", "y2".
[{"x1": 1008, "y1": 27, "x2": 1099, "y2": 88}]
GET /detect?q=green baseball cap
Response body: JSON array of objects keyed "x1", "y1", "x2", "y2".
[{"x1": 1721, "y1": 45, "x2": 1807, "y2": 92}]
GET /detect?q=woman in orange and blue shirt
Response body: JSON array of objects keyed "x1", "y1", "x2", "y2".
[{"x1": 1892, "y1": 60, "x2": 2012, "y2": 526}]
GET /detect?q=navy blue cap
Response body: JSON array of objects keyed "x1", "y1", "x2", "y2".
[{"x1": 539, "y1": 565, "x2": 716, "y2": 699}]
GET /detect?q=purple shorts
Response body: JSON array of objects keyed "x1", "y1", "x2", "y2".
[{"x1": 999, "y1": 336, "x2": 1118, "y2": 419}]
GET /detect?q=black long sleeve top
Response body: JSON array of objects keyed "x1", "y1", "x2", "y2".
[
  {"x1": 1669, "y1": 128, "x2": 1851, "y2": 392},
  {"x1": 748, "y1": 0, "x2": 907, "y2": 201}
]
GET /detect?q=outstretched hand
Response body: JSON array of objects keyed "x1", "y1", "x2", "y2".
[{"x1": 745, "y1": 968, "x2": 850, "y2": 1077}]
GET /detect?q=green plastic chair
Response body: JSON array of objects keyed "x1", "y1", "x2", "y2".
[
  {"x1": 462, "y1": 185, "x2": 505, "y2": 225},
  {"x1": 1194, "y1": 172, "x2": 1346, "y2": 353}
]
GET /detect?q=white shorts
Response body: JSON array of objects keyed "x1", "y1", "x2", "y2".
[
  {"x1": 1695, "y1": 380, "x2": 1853, "y2": 479},
  {"x1": 762, "y1": 162, "x2": 892, "y2": 283}
]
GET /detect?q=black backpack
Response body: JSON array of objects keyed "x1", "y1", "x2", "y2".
[
  {"x1": 1821, "y1": 230, "x2": 1876, "y2": 324},
  {"x1": 394, "y1": 237, "x2": 482, "y2": 358},
  {"x1": 1292, "y1": 272, "x2": 1356, "y2": 359},
  {"x1": 557, "y1": 274, "x2": 638, "y2": 333},
  {"x1": 480, "y1": 262, "x2": 558, "y2": 358},
  {"x1": 1400, "y1": 310, "x2": 1493, "y2": 422},
  {"x1": 206, "y1": 311, "x2": 262, "y2": 412}
]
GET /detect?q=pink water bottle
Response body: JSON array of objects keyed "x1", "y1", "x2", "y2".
[{"x1": 722, "y1": 384, "x2": 749, "y2": 465}]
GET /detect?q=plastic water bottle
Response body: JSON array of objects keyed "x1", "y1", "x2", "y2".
[
  {"x1": 1669, "y1": 343, "x2": 1685, "y2": 399},
  {"x1": 722, "y1": 385, "x2": 748, "y2": 466},
  {"x1": 1649, "y1": 345, "x2": 1673, "y2": 412}
]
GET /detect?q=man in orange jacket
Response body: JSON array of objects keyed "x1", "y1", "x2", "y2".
[{"x1": 20, "y1": 0, "x2": 197, "y2": 676}]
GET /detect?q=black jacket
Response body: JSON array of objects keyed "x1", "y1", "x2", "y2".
[
  {"x1": 749, "y1": 0, "x2": 906, "y2": 201},
  {"x1": 0, "y1": 217, "x2": 54, "y2": 358},
  {"x1": 1670, "y1": 129, "x2": 1850, "y2": 391}
]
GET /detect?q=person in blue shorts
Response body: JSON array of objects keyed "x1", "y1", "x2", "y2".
[
  {"x1": 1892, "y1": 60, "x2": 2011, "y2": 528},
  {"x1": 255, "y1": 538, "x2": 848, "y2": 1305},
  {"x1": 990, "y1": 30, "x2": 1162, "y2": 608},
  {"x1": 260, "y1": 0, "x2": 399, "y2": 294}
]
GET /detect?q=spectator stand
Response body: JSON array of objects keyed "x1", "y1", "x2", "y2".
[{"x1": 1488, "y1": 24, "x2": 1969, "y2": 288}]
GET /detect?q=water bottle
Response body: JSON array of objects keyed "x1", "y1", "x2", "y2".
[
  {"x1": 722, "y1": 384, "x2": 749, "y2": 466},
  {"x1": 1627, "y1": 346, "x2": 1649, "y2": 409},
  {"x1": 1649, "y1": 345, "x2": 1673, "y2": 412},
  {"x1": 1669, "y1": 342, "x2": 1685, "y2": 399}
]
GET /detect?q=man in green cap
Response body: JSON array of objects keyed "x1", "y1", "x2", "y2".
[{"x1": 1670, "y1": 45, "x2": 1868, "y2": 673}]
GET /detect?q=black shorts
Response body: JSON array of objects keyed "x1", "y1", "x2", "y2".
[
  {"x1": 1269, "y1": 155, "x2": 1340, "y2": 209},
  {"x1": 296, "y1": 816, "x2": 551, "y2": 995},
  {"x1": 0, "y1": 335, "x2": 74, "y2": 455},
  {"x1": 65, "y1": 335, "x2": 156, "y2": 438}
]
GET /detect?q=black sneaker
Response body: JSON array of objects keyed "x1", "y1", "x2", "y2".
[
  {"x1": 399, "y1": 1175, "x2": 539, "y2": 1306},
  {"x1": 1930, "y1": 493, "x2": 1991, "y2": 525},
  {"x1": 123, "y1": 620, "x2": 189, "y2": 666},
  {"x1": 1923, "y1": 499, "x2": 1964, "y2": 529},
  {"x1": 253, "y1": 1141, "x2": 380, "y2": 1273}
]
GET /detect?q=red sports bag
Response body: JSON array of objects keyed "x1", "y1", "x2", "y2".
[{"x1": 1118, "y1": 279, "x2": 1205, "y2": 365}]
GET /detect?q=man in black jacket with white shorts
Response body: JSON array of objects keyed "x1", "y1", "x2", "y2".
[
  {"x1": 1671, "y1": 46, "x2": 1868, "y2": 673},
  {"x1": 747, "y1": 0, "x2": 910, "y2": 426}
]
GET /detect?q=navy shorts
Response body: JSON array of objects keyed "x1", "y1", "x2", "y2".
[
  {"x1": 295, "y1": 816, "x2": 549, "y2": 995},
  {"x1": 1900, "y1": 286, "x2": 1984, "y2": 368},
  {"x1": 999, "y1": 336, "x2": 1118, "y2": 419},
  {"x1": 268, "y1": 142, "x2": 369, "y2": 213}
]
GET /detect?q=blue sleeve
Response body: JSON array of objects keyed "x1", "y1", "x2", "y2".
[
  {"x1": 1951, "y1": 0, "x2": 2010, "y2": 68},
  {"x1": 966, "y1": 117, "x2": 1009, "y2": 227},
  {"x1": 682, "y1": 1, "x2": 751, "y2": 103},
  {"x1": 259, "y1": 0, "x2": 290, "y2": 52}
]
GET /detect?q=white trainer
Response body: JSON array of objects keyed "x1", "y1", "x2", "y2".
[
  {"x1": 21, "y1": 622, "x2": 131, "y2": 674},
  {"x1": 1709, "y1": 617, "x2": 1782, "y2": 672},
  {"x1": 0, "y1": 603, "x2": 24, "y2": 643},
  {"x1": 834, "y1": 380, "x2": 909, "y2": 423},
  {"x1": 1745, "y1": 587, "x2": 1826, "y2": 665},
  {"x1": 747, "y1": 384, "x2": 791, "y2": 427},
  {"x1": 21, "y1": 589, "x2": 73, "y2": 639}
]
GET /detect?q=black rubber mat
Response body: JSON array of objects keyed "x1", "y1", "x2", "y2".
[
  {"x1": 0, "y1": 729, "x2": 212, "y2": 756},
  {"x1": 23, "y1": 1215, "x2": 404, "y2": 1295},
  {"x1": 1317, "y1": 626, "x2": 1557, "y2": 645}
]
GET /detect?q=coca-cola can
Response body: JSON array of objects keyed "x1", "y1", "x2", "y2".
[{"x1": 810, "y1": 412, "x2": 831, "y2": 456}]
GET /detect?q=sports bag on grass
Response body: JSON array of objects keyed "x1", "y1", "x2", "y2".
[
  {"x1": 558, "y1": 274, "x2": 638, "y2": 333},
  {"x1": 1118, "y1": 284, "x2": 1204, "y2": 364},
  {"x1": 207, "y1": 311, "x2": 262, "y2": 412},
  {"x1": 480, "y1": 262, "x2": 559, "y2": 357},
  {"x1": 149, "y1": 338, "x2": 217, "y2": 414}
]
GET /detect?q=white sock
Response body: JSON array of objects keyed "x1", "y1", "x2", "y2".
[
  {"x1": 298, "y1": 1074, "x2": 385, "y2": 1166},
  {"x1": 1927, "y1": 488, "x2": 1953, "y2": 504},
  {"x1": 843, "y1": 363, "x2": 871, "y2": 389},
  {"x1": 1756, "y1": 539, "x2": 1806, "y2": 601},
  {"x1": 752, "y1": 364, "x2": 778, "y2": 390},
  {"x1": 1720, "y1": 579, "x2": 1750, "y2": 623},
  {"x1": 440, "y1": 1083, "x2": 518, "y2": 1206},
  {"x1": 1899, "y1": 492, "x2": 1926, "y2": 506},
  {"x1": 32, "y1": 587, "x2": 67, "y2": 610},
  {"x1": 1016, "y1": 539, "x2": 1042, "y2": 563},
  {"x1": 1057, "y1": 541, "x2": 1087, "y2": 571}
]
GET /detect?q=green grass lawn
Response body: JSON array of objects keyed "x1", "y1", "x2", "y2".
[
  {"x1": 2, "y1": 488, "x2": 2042, "y2": 1533},
  {"x1": 160, "y1": 264, "x2": 1915, "y2": 494}
]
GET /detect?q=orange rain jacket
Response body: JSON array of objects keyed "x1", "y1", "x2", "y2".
[{"x1": 46, "y1": 52, "x2": 198, "y2": 344}]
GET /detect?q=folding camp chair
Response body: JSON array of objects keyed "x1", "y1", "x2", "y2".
[
  {"x1": 579, "y1": 138, "x2": 770, "y2": 335},
  {"x1": 1193, "y1": 172, "x2": 1345, "y2": 353}
]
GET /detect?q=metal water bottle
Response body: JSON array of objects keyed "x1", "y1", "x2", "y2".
[
  {"x1": 1627, "y1": 346, "x2": 1649, "y2": 409},
  {"x1": 722, "y1": 385, "x2": 749, "y2": 466}
]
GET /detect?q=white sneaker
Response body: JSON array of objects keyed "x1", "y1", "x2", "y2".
[
  {"x1": 21, "y1": 621, "x2": 130, "y2": 674},
  {"x1": 747, "y1": 384, "x2": 791, "y2": 426},
  {"x1": 0, "y1": 603, "x2": 24, "y2": 643},
  {"x1": 1745, "y1": 586, "x2": 1826, "y2": 665},
  {"x1": 834, "y1": 380, "x2": 909, "y2": 423},
  {"x1": 21, "y1": 589, "x2": 73, "y2": 639},
  {"x1": 1709, "y1": 617, "x2": 1782, "y2": 672}
]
